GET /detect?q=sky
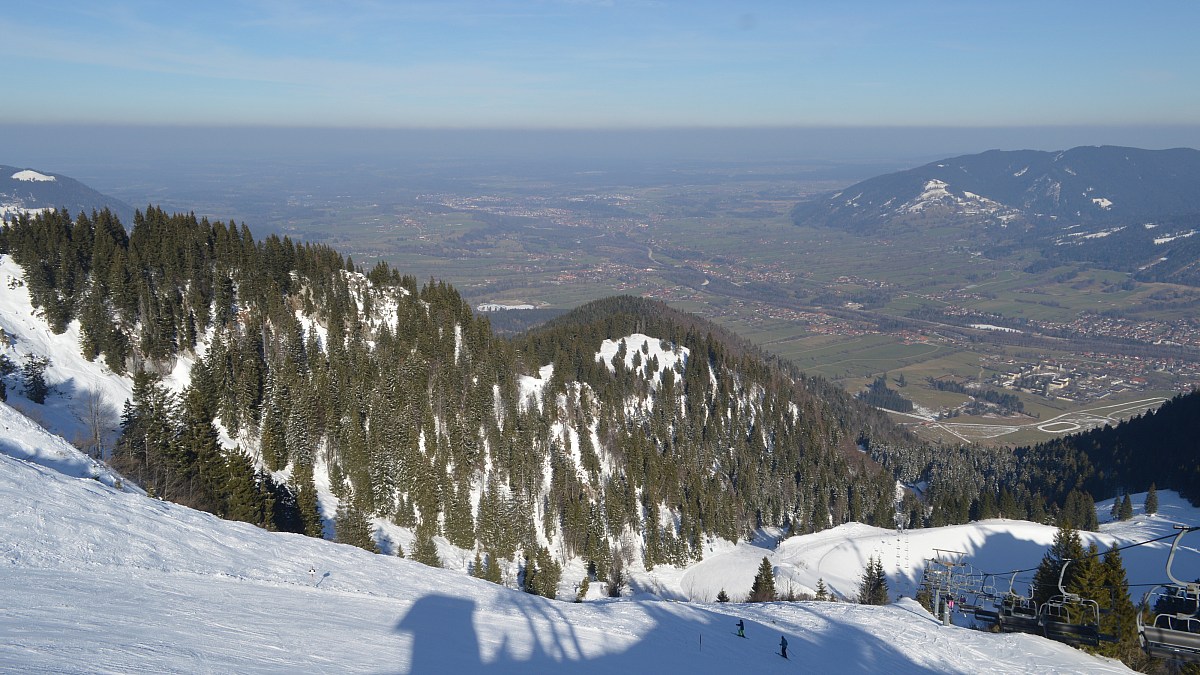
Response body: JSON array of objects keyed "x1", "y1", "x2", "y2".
[{"x1": 4, "y1": 0, "x2": 1200, "y2": 131}]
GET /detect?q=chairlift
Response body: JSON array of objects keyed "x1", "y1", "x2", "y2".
[
  {"x1": 992, "y1": 572, "x2": 1041, "y2": 634},
  {"x1": 963, "y1": 573, "x2": 996, "y2": 617},
  {"x1": 1038, "y1": 559, "x2": 1104, "y2": 646},
  {"x1": 1139, "y1": 526, "x2": 1200, "y2": 662}
]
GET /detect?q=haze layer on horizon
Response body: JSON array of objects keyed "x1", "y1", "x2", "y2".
[{"x1": 6, "y1": 124, "x2": 1200, "y2": 173}]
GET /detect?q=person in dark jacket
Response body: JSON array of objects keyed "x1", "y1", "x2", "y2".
[
  {"x1": 780, "y1": 635, "x2": 788, "y2": 659},
  {"x1": 736, "y1": 619, "x2": 745, "y2": 637}
]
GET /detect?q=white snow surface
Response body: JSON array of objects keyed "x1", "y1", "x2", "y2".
[
  {"x1": 10, "y1": 169, "x2": 56, "y2": 182},
  {"x1": 0, "y1": 254, "x2": 133, "y2": 452},
  {"x1": 596, "y1": 333, "x2": 688, "y2": 384},
  {"x1": 0, "y1": 406, "x2": 1137, "y2": 673}
]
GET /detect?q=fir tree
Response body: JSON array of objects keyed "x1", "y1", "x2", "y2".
[
  {"x1": 334, "y1": 499, "x2": 379, "y2": 553},
  {"x1": 482, "y1": 552, "x2": 503, "y2": 585},
  {"x1": 411, "y1": 526, "x2": 441, "y2": 568},
  {"x1": 1144, "y1": 483, "x2": 1158, "y2": 515},
  {"x1": 1093, "y1": 546, "x2": 1138, "y2": 661},
  {"x1": 815, "y1": 578, "x2": 829, "y2": 602},
  {"x1": 857, "y1": 555, "x2": 889, "y2": 605},
  {"x1": 21, "y1": 355, "x2": 50, "y2": 404},
  {"x1": 749, "y1": 556, "x2": 776, "y2": 602},
  {"x1": 716, "y1": 588, "x2": 730, "y2": 603},
  {"x1": 1118, "y1": 494, "x2": 1133, "y2": 521},
  {"x1": 1033, "y1": 525, "x2": 1086, "y2": 607}
]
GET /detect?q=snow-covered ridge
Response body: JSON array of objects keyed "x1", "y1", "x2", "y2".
[{"x1": 10, "y1": 169, "x2": 56, "y2": 182}]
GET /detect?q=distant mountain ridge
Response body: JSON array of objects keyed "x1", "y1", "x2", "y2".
[
  {"x1": 1, "y1": 165, "x2": 135, "y2": 224},
  {"x1": 793, "y1": 146, "x2": 1200, "y2": 233},
  {"x1": 791, "y1": 145, "x2": 1200, "y2": 285}
]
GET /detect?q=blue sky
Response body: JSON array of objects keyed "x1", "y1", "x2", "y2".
[{"x1": 3, "y1": 1, "x2": 1199, "y2": 130}]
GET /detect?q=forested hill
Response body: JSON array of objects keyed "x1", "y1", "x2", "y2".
[
  {"x1": 792, "y1": 146, "x2": 1200, "y2": 234},
  {"x1": 1015, "y1": 391, "x2": 1200, "y2": 506},
  {"x1": 1, "y1": 165, "x2": 135, "y2": 224},
  {"x1": 0, "y1": 206, "x2": 912, "y2": 585}
]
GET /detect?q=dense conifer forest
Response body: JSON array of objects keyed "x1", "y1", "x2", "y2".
[{"x1": 1, "y1": 206, "x2": 1196, "y2": 583}]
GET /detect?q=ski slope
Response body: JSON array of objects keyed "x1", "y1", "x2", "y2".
[{"x1": 1, "y1": 401, "x2": 1135, "y2": 674}]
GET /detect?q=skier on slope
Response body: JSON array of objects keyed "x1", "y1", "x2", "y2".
[
  {"x1": 736, "y1": 619, "x2": 745, "y2": 638},
  {"x1": 779, "y1": 635, "x2": 788, "y2": 659}
]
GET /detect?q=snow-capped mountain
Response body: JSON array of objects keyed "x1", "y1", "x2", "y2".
[
  {"x1": 1, "y1": 165, "x2": 135, "y2": 223},
  {"x1": 793, "y1": 146, "x2": 1200, "y2": 234}
]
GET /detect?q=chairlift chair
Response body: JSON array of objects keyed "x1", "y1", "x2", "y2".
[
  {"x1": 1038, "y1": 559, "x2": 1103, "y2": 646},
  {"x1": 995, "y1": 572, "x2": 1042, "y2": 634},
  {"x1": 1139, "y1": 526, "x2": 1200, "y2": 662}
]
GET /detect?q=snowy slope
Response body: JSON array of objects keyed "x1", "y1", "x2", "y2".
[
  {"x1": 0, "y1": 402, "x2": 1134, "y2": 674},
  {"x1": 670, "y1": 495, "x2": 1200, "y2": 610},
  {"x1": 0, "y1": 254, "x2": 134, "y2": 454}
]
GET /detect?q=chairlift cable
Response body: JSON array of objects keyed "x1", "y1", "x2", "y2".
[{"x1": 969, "y1": 527, "x2": 1199, "y2": 579}]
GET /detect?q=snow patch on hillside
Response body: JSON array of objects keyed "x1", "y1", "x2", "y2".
[
  {"x1": 11, "y1": 169, "x2": 56, "y2": 182},
  {"x1": 898, "y1": 180, "x2": 1011, "y2": 219},
  {"x1": 1155, "y1": 230, "x2": 1195, "y2": 245},
  {"x1": 596, "y1": 333, "x2": 688, "y2": 384}
]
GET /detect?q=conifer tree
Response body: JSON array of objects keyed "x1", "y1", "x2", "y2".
[
  {"x1": 1144, "y1": 483, "x2": 1158, "y2": 515},
  {"x1": 815, "y1": 578, "x2": 829, "y2": 602},
  {"x1": 1118, "y1": 494, "x2": 1133, "y2": 521},
  {"x1": 334, "y1": 499, "x2": 379, "y2": 553},
  {"x1": 857, "y1": 555, "x2": 889, "y2": 605},
  {"x1": 749, "y1": 556, "x2": 776, "y2": 602},
  {"x1": 411, "y1": 526, "x2": 442, "y2": 568},
  {"x1": 1033, "y1": 525, "x2": 1086, "y2": 607},
  {"x1": 1095, "y1": 546, "x2": 1138, "y2": 661},
  {"x1": 716, "y1": 589, "x2": 730, "y2": 603},
  {"x1": 21, "y1": 355, "x2": 50, "y2": 404},
  {"x1": 482, "y1": 552, "x2": 503, "y2": 585}
]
